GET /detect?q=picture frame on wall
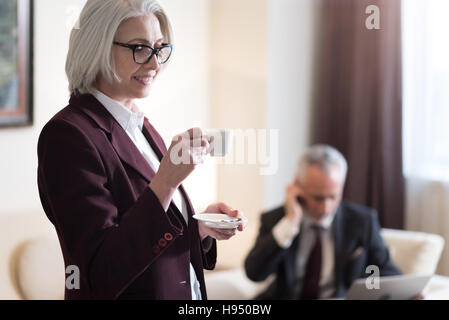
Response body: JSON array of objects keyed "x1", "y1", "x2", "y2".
[{"x1": 0, "y1": 0, "x2": 33, "y2": 128}]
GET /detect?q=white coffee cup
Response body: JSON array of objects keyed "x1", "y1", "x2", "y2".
[{"x1": 205, "y1": 129, "x2": 233, "y2": 157}]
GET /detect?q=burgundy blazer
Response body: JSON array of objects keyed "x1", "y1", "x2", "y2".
[{"x1": 37, "y1": 93, "x2": 216, "y2": 300}]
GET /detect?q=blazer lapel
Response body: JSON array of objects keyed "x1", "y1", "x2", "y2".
[
  {"x1": 142, "y1": 120, "x2": 197, "y2": 219},
  {"x1": 284, "y1": 234, "x2": 301, "y2": 297},
  {"x1": 71, "y1": 94, "x2": 155, "y2": 183},
  {"x1": 142, "y1": 119, "x2": 166, "y2": 161},
  {"x1": 112, "y1": 125, "x2": 158, "y2": 182},
  {"x1": 332, "y1": 205, "x2": 346, "y2": 297}
]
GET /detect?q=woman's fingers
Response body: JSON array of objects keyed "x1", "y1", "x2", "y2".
[
  {"x1": 209, "y1": 202, "x2": 247, "y2": 229},
  {"x1": 211, "y1": 202, "x2": 238, "y2": 216},
  {"x1": 183, "y1": 128, "x2": 211, "y2": 148},
  {"x1": 202, "y1": 202, "x2": 247, "y2": 237},
  {"x1": 169, "y1": 138, "x2": 210, "y2": 165},
  {"x1": 191, "y1": 137, "x2": 211, "y2": 163},
  {"x1": 186, "y1": 127, "x2": 203, "y2": 140},
  {"x1": 214, "y1": 204, "x2": 246, "y2": 229},
  {"x1": 206, "y1": 226, "x2": 237, "y2": 240}
]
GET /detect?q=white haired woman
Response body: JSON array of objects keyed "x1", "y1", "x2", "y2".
[{"x1": 37, "y1": 0, "x2": 245, "y2": 300}]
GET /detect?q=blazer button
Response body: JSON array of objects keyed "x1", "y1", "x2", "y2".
[
  {"x1": 158, "y1": 238, "x2": 167, "y2": 247},
  {"x1": 152, "y1": 245, "x2": 161, "y2": 254},
  {"x1": 164, "y1": 233, "x2": 174, "y2": 241}
]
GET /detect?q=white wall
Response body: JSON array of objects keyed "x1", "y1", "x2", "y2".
[
  {"x1": 264, "y1": 0, "x2": 317, "y2": 210},
  {"x1": 209, "y1": 0, "x2": 268, "y2": 269},
  {"x1": 0, "y1": 0, "x2": 215, "y2": 215}
]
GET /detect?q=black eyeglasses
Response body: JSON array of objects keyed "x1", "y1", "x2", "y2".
[{"x1": 113, "y1": 42, "x2": 173, "y2": 65}]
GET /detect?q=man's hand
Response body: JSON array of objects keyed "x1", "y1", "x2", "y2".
[
  {"x1": 285, "y1": 181, "x2": 305, "y2": 227},
  {"x1": 198, "y1": 202, "x2": 246, "y2": 241}
]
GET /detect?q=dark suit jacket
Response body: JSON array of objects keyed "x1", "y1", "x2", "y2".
[
  {"x1": 244, "y1": 201, "x2": 401, "y2": 299},
  {"x1": 37, "y1": 93, "x2": 216, "y2": 300}
]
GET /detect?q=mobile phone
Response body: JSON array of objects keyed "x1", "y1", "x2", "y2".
[{"x1": 296, "y1": 196, "x2": 305, "y2": 206}]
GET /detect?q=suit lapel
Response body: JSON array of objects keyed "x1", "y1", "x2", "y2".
[
  {"x1": 142, "y1": 119, "x2": 166, "y2": 160},
  {"x1": 110, "y1": 125, "x2": 155, "y2": 182},
  {"x1": 332, "y1": 205, "x2": 345, "y2": 297},
  {"x1": 142, "y1": 120, "x2": 197, "y2": 218},
  {"x1": 284, "y1": 233, "x2": 301, "y2": 296},
  {"x1": 72, "y1": 94, "x2": 155, "y2": 183}
]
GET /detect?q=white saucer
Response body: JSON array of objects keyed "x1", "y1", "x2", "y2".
[{"x1": 193, "y1": 213, "x2": 247, "y2": 229}]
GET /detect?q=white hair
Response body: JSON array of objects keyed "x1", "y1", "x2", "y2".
[
  {"x1": 296, "y1": 144, "x2": 348, "y2": 184},
  {"x1": 66, "y1": 0, "x2": 173, "y2": 95}
]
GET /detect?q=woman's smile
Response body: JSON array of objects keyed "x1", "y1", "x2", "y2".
[{"x1": 133, "y1": 75, "x2": 153, "y2": 86}]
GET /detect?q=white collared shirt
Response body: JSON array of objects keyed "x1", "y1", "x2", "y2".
[
  {"x1": 272, "y1": 210, "x2": 336, "y2": 299},
  {"x1": 93, "y1": 90, "x2": 202, "y2": 300}
]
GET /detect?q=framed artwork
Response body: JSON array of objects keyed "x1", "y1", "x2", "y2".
[{"x1": 0, "y1": 0, "x2": 33, "y2": 127}]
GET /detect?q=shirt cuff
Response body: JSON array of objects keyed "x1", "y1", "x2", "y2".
[{"x1": 272, "y1": 217, "x2": 300, "y2": 248}]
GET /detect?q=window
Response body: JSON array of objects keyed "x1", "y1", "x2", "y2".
[{"x1": 402, "y1": 0, "x2": 449, "y2": 180}]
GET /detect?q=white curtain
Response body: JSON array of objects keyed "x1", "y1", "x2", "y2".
[{"x1": 403, "y1": 0, "x2": 449, "y2": 275}]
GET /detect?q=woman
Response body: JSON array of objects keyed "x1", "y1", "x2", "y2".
[{"x1": 37, "y1": 0, "x2": 245, "y2": 300}]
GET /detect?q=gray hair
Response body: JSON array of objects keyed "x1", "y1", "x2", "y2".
[
  {"x1": 296, "y1": 145, "x2": 348, "y2": 184},
  {"x1": 66, "y1": 0, "x2": 173, "y2": 95}
]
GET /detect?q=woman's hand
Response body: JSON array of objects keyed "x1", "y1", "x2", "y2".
[
  {"x1": 149, "y1": 128, "x2": 210, "y2": 211},
  {"x1": 198, "y1": 202, "x2": 246, "y2": 241}
]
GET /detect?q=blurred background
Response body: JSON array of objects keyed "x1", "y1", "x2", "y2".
[{"x1": 1, "y1": 0, "x2": 449, "y2": 292}]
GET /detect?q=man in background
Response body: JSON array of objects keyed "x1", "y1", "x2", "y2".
[{"x1": 245, "y1": 145, "x2": 401, "y2": 299}]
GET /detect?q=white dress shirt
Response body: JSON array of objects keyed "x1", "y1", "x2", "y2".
[
  {"x1": 272, "y1": 210, "x2": 336, "y2": 299},
  {"x1": 93, "y1": 90, "x2": 202, "y2": 300}
]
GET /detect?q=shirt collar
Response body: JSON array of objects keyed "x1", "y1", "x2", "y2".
[
  {"x1": 302, "y1": 210, "x2": 336, "y2": 230},
  {"x1": 93, "y1": 89, "x2": 145, "y2": 132}
]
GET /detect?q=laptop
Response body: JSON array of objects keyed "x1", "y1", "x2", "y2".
[{"x1": 345, "y1": 274, "x2": 432, "y2": 300}]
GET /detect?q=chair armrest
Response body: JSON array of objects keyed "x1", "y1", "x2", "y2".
[{"x1": 204, "y1": 268, "x2": 274, "y2": 300}]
